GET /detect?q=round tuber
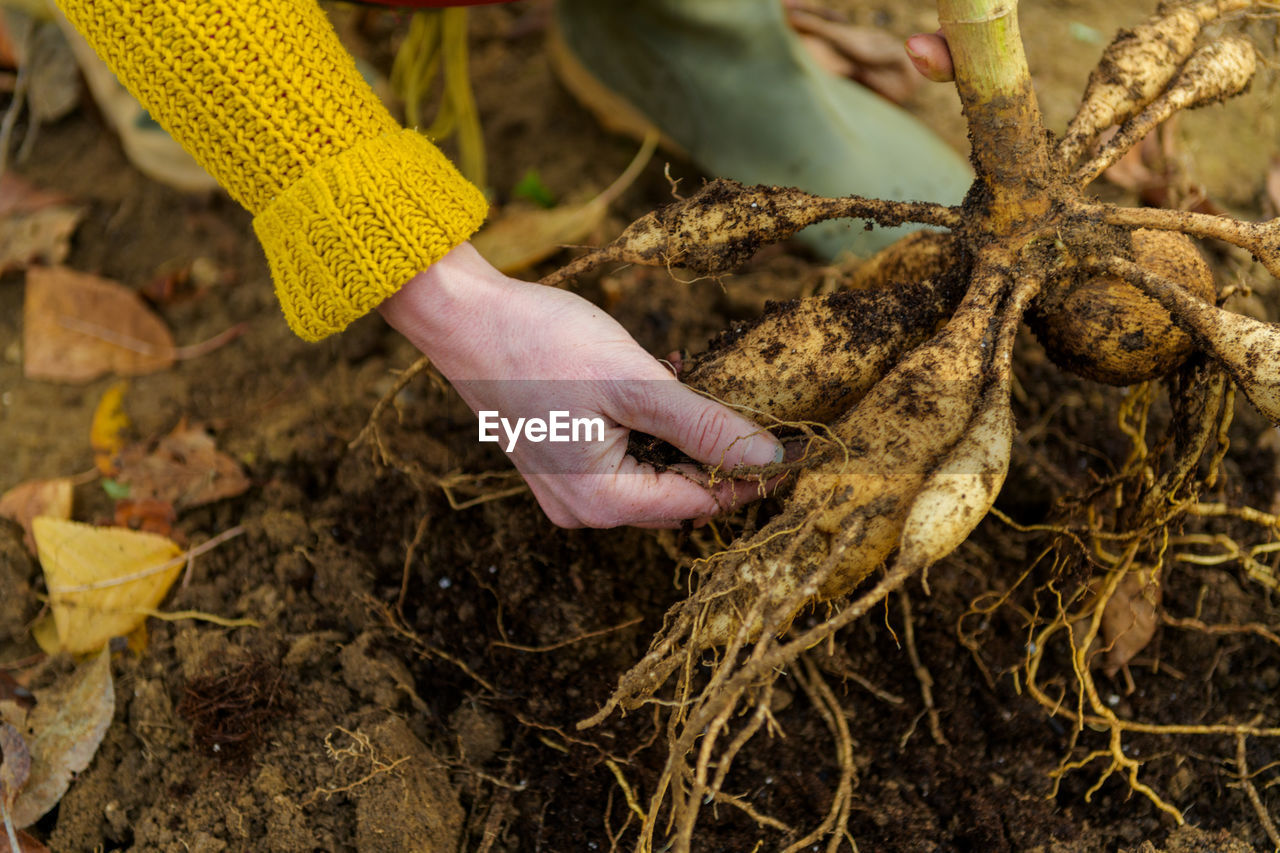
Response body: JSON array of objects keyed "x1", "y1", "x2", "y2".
[{"x1": 1029, "y1": 229, "x2": 1216, "y2": 385}]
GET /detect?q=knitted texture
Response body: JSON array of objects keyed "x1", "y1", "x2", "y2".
[
  {"x1": 55, "y1": 0, "x2": 489, "y2": 339},
  {"x1": 255, "y1": 129, "x2": 489, "y2": 336}
]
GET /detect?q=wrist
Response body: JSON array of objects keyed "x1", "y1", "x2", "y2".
[{"x1": 378, "y1": 243, "x2": 511, "y2": 376}]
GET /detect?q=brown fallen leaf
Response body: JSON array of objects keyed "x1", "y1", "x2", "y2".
[
  {"x1": 1098, "y1": 569, "x2": 1162, "y2": 677},
  {"x1": 0, "y1": 478, "x2": 72, "y2": 552},
  {"x1": 0, "y1": 12, "x2": 22, "y2": 70},
  {"x1": 0, "y1": 824, "x2": 48, "y2": 845},
  {"x1": 0, "y1": 829, "x2": 48, "y2": 853},
  {"x1": 473, "y1": 131, "x2": 657, "y2": 275},
  {"x1": 0, "y1": 722, "x2": 30, "y2": 807},
  {"x1": 22, "y1": 266, "x2": 175, "y2": 383},
  {"x1": 111, "y1": 498, "x2": 177, "y2": 538},
  {"x1": 0, "y1": 721, "x2": 28, "y2": 853},
  {"x1": 5, "y1": 649, "x2": 113, "y2": 829},
  {"x1": 0, "y1": 173, "x2": 69, "y2": 217},
  {"x1": 0, "y1": 204, "x2": 83, "y2": 273},
  {"x1": 0, "y1": 166, "x2": 84, "y2": 273},
  {"x1": 1101, "y1": 127, "x2": 1161, "y2": 195},
  {"x1": 33, "y1": 518, "x2": 184, "y2": 656},
  {"x1": 114, "y1": 420, "x2": 249, "y2": 511},
  {"x1": 140, "y1": 256, "x2": 225, "y2": 307},
  {"x1": 1100, "y1": 120, "x2": 1224, "y2": 215}
]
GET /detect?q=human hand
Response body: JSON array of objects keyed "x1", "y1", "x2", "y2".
[{"x1": 378, "y1": 244, "x2": 783, "y2": 528}]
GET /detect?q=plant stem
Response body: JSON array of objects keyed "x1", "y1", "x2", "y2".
[{"x1": 937, "y1": 0, "x2": 1054, "y2": 236}]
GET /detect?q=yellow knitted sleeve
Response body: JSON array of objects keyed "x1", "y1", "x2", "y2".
[{"x1": 53, "y1": 0, "x2": 490, "y2": 340}]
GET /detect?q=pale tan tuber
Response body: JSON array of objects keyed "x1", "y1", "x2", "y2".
[
  {"x1": 540, "y1": 179, "x2": 959, "y2": 287},
  {"x1": 1058, "y1": 0, "x2": 1255, "y2": 166},
  {"x1": 1030, "y1": 229, "x2": 1216, "y2": 385},
  {"x1": 682, "y1": 233, "x2": 965, "y2": 424},
  {"x1": 1076, "y1": 35, "x2": 1258, "y2": 184}
]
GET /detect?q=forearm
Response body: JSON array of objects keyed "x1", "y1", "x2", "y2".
[{"x1": 55, "y1": 0, "x2": 489, "y2": 339}]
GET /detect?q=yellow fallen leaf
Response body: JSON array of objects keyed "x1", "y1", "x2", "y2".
[
  {"x1": 89, "y1": 382, "x2": 130, "y2": 477},
  {"x1": 29, "y1": 618, "x2": 59, "y2": 658},
  {"x1": 32, "y1": 517, "x2": 183, "y2": 655},
  {"x1": 473, "y1": 131, "x2": 657, "y2": 275}
]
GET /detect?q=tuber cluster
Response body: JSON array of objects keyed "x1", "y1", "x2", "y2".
[{"x1": 536, "y1": 0, "x2": 1280, "y2": 847}]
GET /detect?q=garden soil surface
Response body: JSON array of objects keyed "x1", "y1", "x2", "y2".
[{"x1": 3, "y1": 1, "x2": 1280, "y2": 850}]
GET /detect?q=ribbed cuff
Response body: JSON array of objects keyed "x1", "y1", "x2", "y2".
[{"x1": 253, "y1": 129, "x2": 490, "y2": 341}]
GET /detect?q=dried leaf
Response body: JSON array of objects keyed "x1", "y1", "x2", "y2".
[
  {"x1": 0, "y1": 207, "x2": 83, "y2": 274},
  {"x1": 473, "y1": 131, "x2": 656, "y2": 274},
  {"x1": 32, "y1": 517, "x2": 184, "y2": 655},
  {"x1": 473, "y1": 202, "x2": 611, "y2": 274},
  {"x1": 1100, "y1": 570, "x2": 1162, "y2": 677},
  {"x1": 115, "y1": 421, "x2": 249, "y2": 510},
  {"x1": 26, "y1": 21, "x2": 81, "y2": 125},
  {"x1": 0, "y1": 174, "x2": 69, "y2": 217},
  {"x1": 0, "y1": 478, "x2": 72, "y2": 552},
  {"x1": 89, "y1": 383, "x2": 130, "y2": 477},
  {"x1": 7, "y1": 649, "x2": 113, "y2": 829},
  {"x1": 0, "y1": 157, "x2": 83, "y2": 273},
  {"x1": 22, "y1": 266, "x2": 175, "y2": 383},
  {"x1": 111, "y1": 498, "x2": 176, "y2": 538},
  {"x1": 798, "y1": 33, "x2": 857, "y2": 79},
  {"x1": 0, "y1": 829, "x2": 49, "y2": 853},
  {"x1": 1102, "y1": 129, "x2": 1159, "y2": 194},
  {"x1": 1100, "y1": 121, "x2": 1222, "y2": 214},
  {"x1": 0, "y1": 12, "x2": 22, "y2": 70},
  {"x1": 0, "y1": 723, "x2": 30, "y2": 810}
]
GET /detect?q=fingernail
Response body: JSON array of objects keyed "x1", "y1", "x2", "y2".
[{"x1": 737, "y1": 434, "x2": 783, "y2": 467}]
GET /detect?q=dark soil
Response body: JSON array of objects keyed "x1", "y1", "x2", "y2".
[{"x1": 2, "y1": 1, "x2": 1279, "y2": 851}]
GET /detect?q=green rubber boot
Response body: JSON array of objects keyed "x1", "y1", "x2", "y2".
[{"x1": 552, "y1": 0, "x2": 972, "y2": 259}]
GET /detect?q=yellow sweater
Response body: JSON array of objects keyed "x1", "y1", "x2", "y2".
[{"x1": 54, "y1": 0, "x2": 490, "y2": 341}]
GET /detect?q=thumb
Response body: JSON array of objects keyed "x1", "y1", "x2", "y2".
[
  {"x1": 616, "y1": 380, "x2": 782, "y2": 470},
  {"x1": 905, "y1": 30, "x2": 954, "y2": 83}
]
